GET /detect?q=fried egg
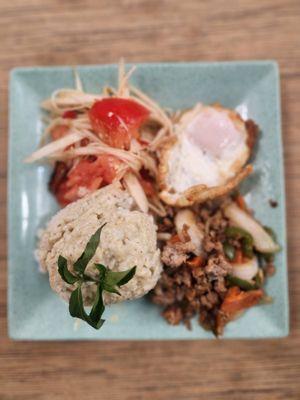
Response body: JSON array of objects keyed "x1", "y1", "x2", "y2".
[{"x1": 158, "y1": 104, "x2": 253, "y2": 206}]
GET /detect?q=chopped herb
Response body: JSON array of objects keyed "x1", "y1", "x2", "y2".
[{"x1": 57, "y1": 224, "x2": 136, "y2": 330}]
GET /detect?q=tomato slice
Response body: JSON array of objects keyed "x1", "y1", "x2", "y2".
[
  {"x1": 62, "y1": 110, "x2": 77, "y2": 119},
  {"x1": 89, "y1": 98, "x2": 150, "y2": 149},
  {"x1": 139, "y1": 168, "x2": 156, "y2": 197},
  {"x1": 54, "y1": 155, "x2": 122, "y2": 206}
]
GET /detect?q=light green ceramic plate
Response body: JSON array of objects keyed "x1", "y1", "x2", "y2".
[{"x1": 8, "y1": 61, "x2": 288, "y2": 340}]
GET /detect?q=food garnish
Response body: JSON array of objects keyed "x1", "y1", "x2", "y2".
[{"x1": 58, "y1": 224, "x2": 136, "y2": 329}]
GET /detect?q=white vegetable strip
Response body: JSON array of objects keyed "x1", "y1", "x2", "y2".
[
  {"x1": 231, "y1": 257, "x2": 259, "y2": 281},
  {"x1": 123, "y1": 172, "x2": 149, "y2": 213},
  {"x1": 24, "y1": 132, "x2": 85, "y2": 163},
  {"x1": 41, "y1": 90, "x2": 102, "y2": 114},
  {"x1": 72, "y1": 128, "x2": 102, "y2": 143},
  {"x1": 157, "y1": 232, "x2": 172, "y2": 241},
  {"x1": 118, "y1": 63, "x2": 136, "y2": 97},
  {"x1": 39, "y1": 117, "x2": 67, "y2": 146},
  {"x1": 138, "y1": 150, "x2": 158, "y2": 175},
  {"x1": 149, "y1": 196, "x2": 167, "y2": 217},
  {"x1": 175, "y1": 209, "x2": 204, "y2": 255},
  {"x1": 129, "y1": 85, "x2": 173, "y2": 134},
  {"x1": 149, "y1": 127, "x2": 168, "y2": 150},
  {"x1": 60, "y1": 145, "x2": 139, "y2": 167},
  {"x1": 73, "y1": 68, "x2": 83, "y2": 92},
  {"x1": 224, "y1": 203, "x2": 280, "y2": 253}
]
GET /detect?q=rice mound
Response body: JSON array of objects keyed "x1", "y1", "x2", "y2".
[{"x1": 36, "y1": 183, "x2": 162, "y2": 305}]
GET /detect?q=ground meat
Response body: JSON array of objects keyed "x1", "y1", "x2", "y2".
[
  {"x1": 152, "y1": 212, "x2": 230, "y2": 334},
  {"x1": 203, "y1": 235, "x2": 223, "y2": 253},
  {"x1": 161, "y1": 241, "x2": 195, "y2": 268},
  {"x1": 213, "y1": 277, "x2": 228, "y2": 295},
  {"x1": 162, "y1": 305, "x2": 183, "y2": 325},
  {"x1": 200, "y1": 291, "x2": 219, "y2": 309},
  {"x1": 151, "y1": 194, "x2": 271, "y2": 336},
  {"x1": 205, "y1": 255, "x2": 232, "y2": 278},
  {"x1": 157, "y1": 216, "x2": 175, "y2": 233}
]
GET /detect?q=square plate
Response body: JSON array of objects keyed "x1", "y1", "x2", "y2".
[{"x1": 8, "y1": 61, "x2": 289, "y2": 340}]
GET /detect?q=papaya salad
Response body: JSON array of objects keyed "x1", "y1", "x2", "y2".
[{"x1": 27, "y1": 62, "x2": 280, "y2": 335}]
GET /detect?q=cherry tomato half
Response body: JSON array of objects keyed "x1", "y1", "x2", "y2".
[
  {"x1": 54, "y1": 155, "x2": 121, "y2": 206},
  {"x1": 89, "y1": 98, "x2": 150, "y2": 149}
]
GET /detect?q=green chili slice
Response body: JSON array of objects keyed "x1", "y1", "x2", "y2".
[
  {"x1": 223, "y1": 242, "x2": 236, "y2": 261},
  {"x1": 226, "y1": 275, "x2": 258, "y2": 291},
  {"x1": 225, "y1": 226, "x2": 254, "y2": 258}
]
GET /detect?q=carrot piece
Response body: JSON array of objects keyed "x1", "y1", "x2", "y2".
[
  {"x1": 187, "y1": 256, "x2": 204, "y2": 268},
  {"x1": 235, "y1": 194, "x2": 247, "y2": 211},
  {"x1": 233, "y1": 249, "x2": 243, "y2": 264},
  {"x1": 216, "y1": 287, "x2": 264, "y2": 335},
  {"x1": 169, "y1": 234, "x2": 181, "y2": 244},
  {"x1": 221, "y1": 287, "x2": 263, "y2": 315}
]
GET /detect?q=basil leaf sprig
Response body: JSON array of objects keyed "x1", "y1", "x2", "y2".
[{"x1": 57, "y1": 224, "x2": 136, "y2": 329}]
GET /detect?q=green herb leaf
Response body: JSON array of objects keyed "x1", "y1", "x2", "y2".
[
  {"x1": 116, "y1": 266, "x2": 137, "y2": 286},
  {"x1": 89, "y1": 283, "x2": 105, "y2": 324},
  {"x1": 69, "y1": 283, "x2": 105, "y2": 329},
  {"x1": 69, "y1": 283, "x2": 86, "y2": 319},
  {"x1": 58, "y1": 255, "x2": 79, "y2": 284},
  {"x1": 103, "y1": 284, "x2": 121, "y2": 296},
  {"x1": 73, "y1": 224, "x2": 106, "y2": 274},
  {"x1": 94, "y1": 263, "x2": 107, "y2": 281},
  {"x1": 57, "y1": 226, "x2": 136, "y2": 331},
  {"x1": 104, "y1": 266, "x2": 137, "y2": 289}
]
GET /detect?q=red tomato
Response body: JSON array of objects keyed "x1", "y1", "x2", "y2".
[
  {"x1": 62, "y1": 110, "x2": 77, "y2": 119},
  {"x1": 89, "y1": 98, "x2": 150, "y2": 149},
  {"x1": 55, "y1": 155, "x2": 121, "y2": 206},
  {"x1": 139, "y1": 168, "x2": 156, "y2": 197},
  {"x1": 140, "y1": 178, "x2": 156, "y2": 197}
]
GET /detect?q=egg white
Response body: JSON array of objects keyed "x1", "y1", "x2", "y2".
[{"x1": 159, "y1": 104, "x2": 251, "y2": 206}]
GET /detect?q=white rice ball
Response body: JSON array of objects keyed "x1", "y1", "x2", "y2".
[{"x1": 36, "y1": 183, "x2": 162, "y2": 305}]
